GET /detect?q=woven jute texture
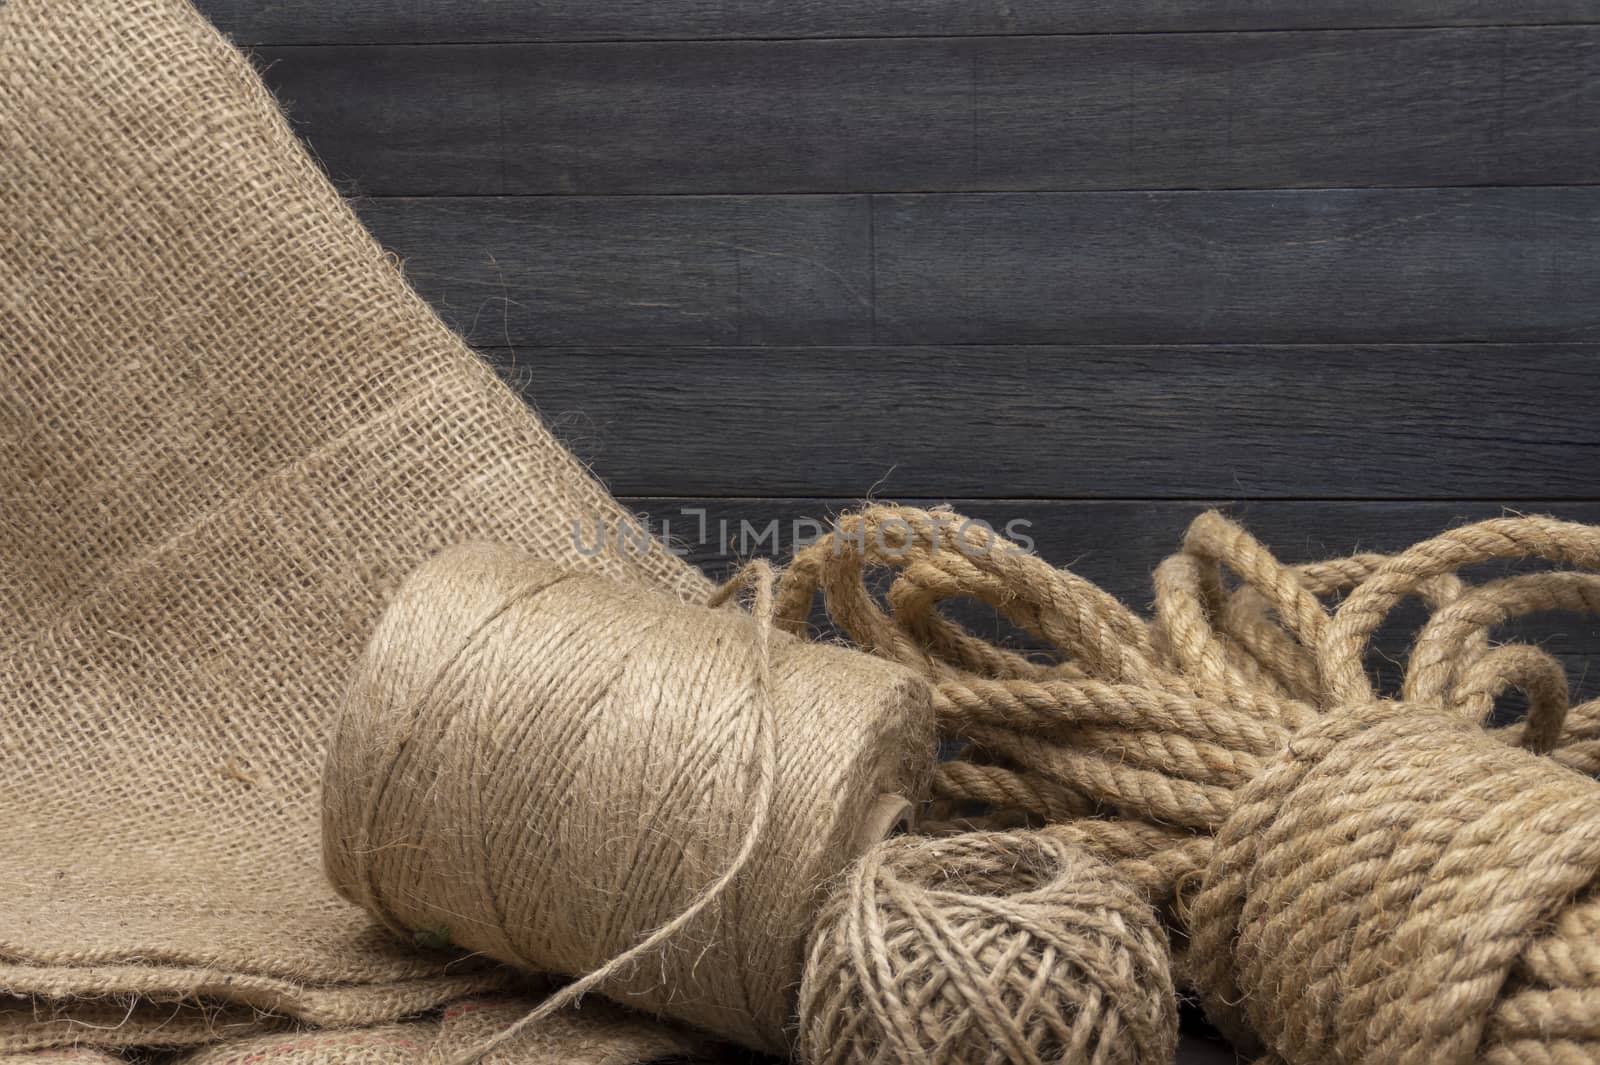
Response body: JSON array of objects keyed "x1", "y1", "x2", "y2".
[
  {"x1": 0, "y1": 0, "x2": 703, "y2": 1050},
  {"x1": 0, "y1": 996, "x2": 709, "y2": 1065},
  {"x1": 146, "y1": 996, "x2": 712, "y2": 1065}
]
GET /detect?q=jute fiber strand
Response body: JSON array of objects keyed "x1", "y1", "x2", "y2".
[
  {"x1": 322, "y1": 545, "x2": 1176, "y2": 1065},
  {"x1": 0, "y1": 0, "x2": 701, "y2": 1051},
  {"x1": 0, "y1": 1050, "x2": 123, "y2": 1065},
  {"x1": 781, "y1": 506, "x2": 1600, "y2": 1065},
  {"x1": 0, "y1": 1000, "x2": 276, "y2": 1056}
]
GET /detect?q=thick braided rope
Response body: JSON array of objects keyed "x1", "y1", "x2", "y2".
[
  {"x1": 780, "y1": 506, "x2": 1600, "y2": 1063},
  {"x1": 1405, "y1": 572, "x2": 1600, "y2": 752},
  {"x1": 1188, "y1": 702, "x2": 1600, "y2": 1064},
  {"x1": 785, "y1": 507, "x2": 1597, "y2": 833}
]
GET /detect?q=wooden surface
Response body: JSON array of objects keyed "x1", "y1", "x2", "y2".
[
  {"x1": 259, "y1": 30, "x2": 1600, "y2": 194},
  {"x1": 205, "y1": 2, "x2": 1600, "y2": 44},
  {"x1": 497, "y1": 345, "x2": 1600, "y2": 497},
  {"x1": 357, "y1": 190, "x2": 1600, "y2": 346},
  {"x1": 198, "y1": 3, "x2": 1600, "y2": 1058}
]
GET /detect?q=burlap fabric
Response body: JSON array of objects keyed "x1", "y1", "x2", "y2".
[
  {"x1": 2, "y1": 996, "x2": 708, "y2": 1065},
  {"x1": 0, "y1": 0, "x2": 704, "y2": 1052},
  {"x1": 146, "y1": 996, "x2": 710, "y2": 1065}
]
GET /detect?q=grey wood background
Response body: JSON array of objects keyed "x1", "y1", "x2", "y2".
[{"x1": 199, "y1": 4, "x2": 1599, "y2": 1060}]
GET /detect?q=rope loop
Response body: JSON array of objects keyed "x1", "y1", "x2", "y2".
[
  {"x1": 1323, "y1": 516, "x2": 1600, "y2": 706},
  {"x1": 784, "y1": 506, "x2": 1600, "y2": 1064},
  {"x1": 775, "y1": 505, "x2": 1160, "y2": 683}
]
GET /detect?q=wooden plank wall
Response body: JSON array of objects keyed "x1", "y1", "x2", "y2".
[{"x1": 201, "y1": 2, "x2": 1600, "y2": 687}]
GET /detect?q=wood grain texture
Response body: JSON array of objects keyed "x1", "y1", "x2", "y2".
[
  {"x1": 257, "y1": 28, "x2": 1600, "y2": 195},
  {"x1": 359, "y1": 189, "x2": 1600, "y2": 348},
  {"x1": 497, "y1": 345, "x2": 1600, "y2": 498},
  {"x1": 367, "y1": 196, "x2": 873, "y2": 346},
  {"x1": 203, "y1": 0, "x2": 1600, "y2": 45},
  {"x1": 872, "y1": 188, "x2": 1600, "y2": 345}
]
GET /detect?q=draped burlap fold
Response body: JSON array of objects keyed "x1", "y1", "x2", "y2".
[{"x1": 0, "y1": 0, "x2": 702, "y2": 1050}]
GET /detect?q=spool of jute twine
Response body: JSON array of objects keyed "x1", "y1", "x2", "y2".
[
  {"x1": 777, "y1": 506, "x2": 1600, "y2": 1065},
  {"x1": 322, "y1": 543, "x2": 1176, "y2": 1065}
]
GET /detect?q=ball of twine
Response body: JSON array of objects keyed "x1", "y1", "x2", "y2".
[{"x1": 800, "y1": 830, "x2": 1176, "y2": 1065}]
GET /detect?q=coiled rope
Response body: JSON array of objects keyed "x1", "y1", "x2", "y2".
[{"x1": 775, "y1": 507, "x2": 1600, "y2": 1065}]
